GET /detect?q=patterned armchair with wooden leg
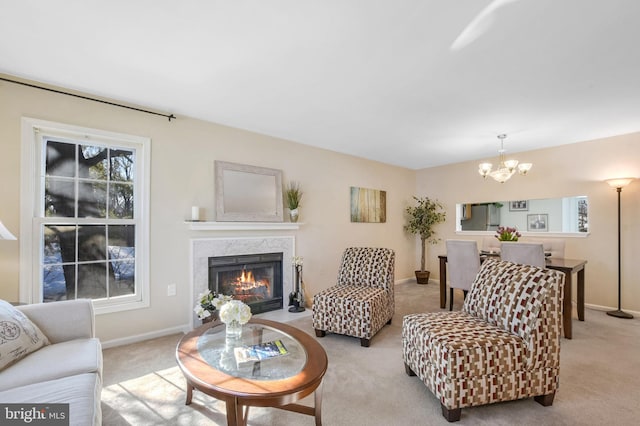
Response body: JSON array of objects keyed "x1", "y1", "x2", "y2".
[
  {"x1": 402, "y1": 259, "x2": 564, "y2": 422},
  {"x1": 312, "y1": 247, "x2": 395, "y2": 347}
]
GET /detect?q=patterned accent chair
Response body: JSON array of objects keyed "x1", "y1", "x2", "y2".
[
  {"x1": 312, "y1": 247, "x2": 395, "y2": 347},
  {"x1": 402, "y1": 259, "x2": 564, "y2": 422}
]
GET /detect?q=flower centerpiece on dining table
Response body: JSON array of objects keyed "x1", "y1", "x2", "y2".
[
  {"x1": 219, "y1": 299, "x2": 252, "y2": 338},
  {"x1": 495, "y1": 226, "x2": 521, "y2": 242},
  {"x1": 193, "y1": 290, "x2": 233, "y2": 322}
]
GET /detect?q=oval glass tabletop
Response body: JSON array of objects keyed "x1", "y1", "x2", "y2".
[{"x1": 196, "y1": 322, "x2": 307, "y2": 381}]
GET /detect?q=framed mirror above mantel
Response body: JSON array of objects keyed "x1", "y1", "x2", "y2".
[
  {"x1": 455, "y1": 195, "x2": 589, "y2": 237},
  {"x1": 215, "y1": 160, "x2": 284, "y2": 222}
]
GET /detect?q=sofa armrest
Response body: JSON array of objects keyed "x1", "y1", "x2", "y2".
[{"x1": 17, "y1": 299, "x2": 95, "y2": 344}]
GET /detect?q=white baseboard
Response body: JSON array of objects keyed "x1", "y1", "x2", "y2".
[
  {"x1": 584, "y1": 302, "x2": 640, "y2": 317},
  {"x1": 101, "y1": 324, "x2": 191, "y2": 349}
]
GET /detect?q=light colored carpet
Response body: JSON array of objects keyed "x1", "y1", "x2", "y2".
[{"x1": 102, "y1": 282, "x2": 640, "y2": 425}]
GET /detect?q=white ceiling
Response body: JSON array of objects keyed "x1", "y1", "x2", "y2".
[{"x1": 1, "y1": 0, "x2": 639, "y2": 169}]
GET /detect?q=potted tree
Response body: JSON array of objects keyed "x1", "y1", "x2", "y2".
[{"x1": 404, "y1": 196, "x2": 446, "y2": 284}]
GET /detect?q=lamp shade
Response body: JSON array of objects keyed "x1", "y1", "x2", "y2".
[
  {"x1": 0, "y1": 220, "x2": 17, "y2": 240},
  {"x1": 605, "y1": 177, "x2": 635, "y2": 189}
]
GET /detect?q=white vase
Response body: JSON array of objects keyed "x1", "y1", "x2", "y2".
[{"x1": 289, "y1": 208, "x2": 299, "y2": 223}]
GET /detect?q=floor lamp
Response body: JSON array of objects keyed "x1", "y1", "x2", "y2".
[{"x1": 605, "y1": 178, "x2": 635, "y2": 319}]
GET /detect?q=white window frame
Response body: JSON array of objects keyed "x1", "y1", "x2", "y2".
[{"x1": 20, "y1": 117, "x2": 150, "y2": 314}]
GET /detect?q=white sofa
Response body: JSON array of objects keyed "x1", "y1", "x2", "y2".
[{"x1": 0, "y1": 299, "x2": 102, "y2": 426}]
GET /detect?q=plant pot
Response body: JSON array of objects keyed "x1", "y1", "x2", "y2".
[
  {"x1": 415, "y1": 270, "x2": 430, "y2": 285},
  {"x1": 289, "y1": 208, "x2": 299, "y2": 223}
]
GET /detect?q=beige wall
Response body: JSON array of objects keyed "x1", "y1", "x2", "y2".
[
  {"x1": 2, "y1": 77, "x2": 638, "y2": 343},
  {"x1": 0, "y1": 80, "x2": 416, "y2": 342},
  {"x1": 416, "y1": 133, "x2": 640, "y2": 313}
]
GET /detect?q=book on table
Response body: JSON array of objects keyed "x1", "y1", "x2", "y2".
[{"x1": 234, "y1": 339, "x2": 289, "y2": 366}]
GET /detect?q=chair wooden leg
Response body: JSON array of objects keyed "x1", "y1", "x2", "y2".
[
  {"x1": 441, "y1": 404, "x2": 461, "y2": 422},
  {"x1": 360, "y1": 338, "x2": 370, "y2": 347},
  {"x1": 314, "y1": 329, "x2": 326, "y2": 338},
  {"x1": 404, "y1": 363, "x2": 416, "y2": 376},
  {"x1": 386, "y1": 318, "x2": 392, "y2": 325},
  {"x1": 534, "y1": 392, "x2": 555, "y2": 407},
  {"x1": 449, "y1": 288, "x2": 454, "y2": 311}
]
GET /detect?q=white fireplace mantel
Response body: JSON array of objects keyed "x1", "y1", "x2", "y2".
[{"x1": 186, "y1": 221, "x2": 302, "y2": 231}]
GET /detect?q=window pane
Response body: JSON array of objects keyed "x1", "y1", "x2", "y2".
[
  {"x1": 78, "y1": 225, "x2": 106, "y2": 262},
  {"x1": 110, "y1": 149, "x2": 135, "y2": 182},
  {"x1": 109, "y1": 260, "x2": 135, "y2": 296},
  {"x1": 43, "y1": 225, "x2": 78, "y2": 302},
  {"x1": 78, "y1": 182, "x2": 107, "y2": 218},
  {"x1": 45, "y1": 178, "x2": 75, "y2": 217},
  {"x1": 77, "y1": 263, "x2": 107, "y2": 299},
  {"x1": 110, "y1": 183, "x2": 134, "y2": 218},
  {"x1": 108, "y1": 225, "x2": 135, "y2": 251},
  {"x1": 44, "y1": 264, "x2": 74, "y2": 302},
  {"x1": 46, "y1": 141, "x2": 76, "y2": 177},
  {"x1": 108, "y1": 225, "x2": 135, "y2": 296},
  {"x1": 44, "y1": 225, "x2": 75, "y2": 264},
  {"x1": 79, "y1": 145, "x2": 108, "y2": 180}
]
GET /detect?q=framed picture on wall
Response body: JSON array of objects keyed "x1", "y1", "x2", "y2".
[
  {"x1": 527, "y1": 214, "x2": 548, "y2": 232},
  {"x1": 350, "y1": 186, "x2": 386, "y2": 223},
  {"x1": 509, "y1": 200, "x2": 529, "y2": 211}
]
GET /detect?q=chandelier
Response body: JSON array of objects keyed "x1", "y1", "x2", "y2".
[{"x1": 478, "y1": 134, "x2": 532, "y2": 183}]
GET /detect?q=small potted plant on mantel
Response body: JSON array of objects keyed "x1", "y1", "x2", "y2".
[
  {"x1": 404, "y1": 196, "x2": 446, "y2": 284},
  {"x1": 285, "y1": 181, "x2": 303, "y2": 222}
]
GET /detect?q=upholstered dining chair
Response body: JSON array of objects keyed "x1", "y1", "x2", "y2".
[
  {"x1": 312, "y1": 247, "x2": 395, "y2": 347},
  {"x1": 446, "y1": 240, "x2": 481, "y2": 311},
  {"x1": 501, "y1": 242, "x2": 546, "y2": 268},
  {"x1": 481, "y1": 236, "x2": 502, "y2": 253},
  {"x1": 531, "y1": 238, "x2": 565, "y2": 258}
]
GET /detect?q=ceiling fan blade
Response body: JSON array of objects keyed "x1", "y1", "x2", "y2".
[{"x1": 451, "y1": 0, "x2": 522, "y2": 51}]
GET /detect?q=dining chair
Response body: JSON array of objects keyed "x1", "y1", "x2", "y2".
[
  {"x1": 531, "y1": 238, "x2": 565, "y2": 258},
  {"x1": 501, "y1": 242, "x2": 546, "y2": 268},
  {"x1": 481, "y1": 236, "x2": 502, "y2": 253},
  {"x1": 445, "y1": 240, "x2": 481, "y2": 311}
]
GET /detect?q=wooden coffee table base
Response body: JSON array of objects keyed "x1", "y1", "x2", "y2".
[{"x1": 184, "y1": 380, "x2": 323, "y2": 426}]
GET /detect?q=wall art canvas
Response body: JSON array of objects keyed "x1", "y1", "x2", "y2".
[{"x1": 350, "y1": 187, "x2": 386, "y2": 223}]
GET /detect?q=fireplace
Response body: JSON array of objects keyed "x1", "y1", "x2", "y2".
[{"x1": 209, "y1": 252, "x2": 283, "y2": 315}]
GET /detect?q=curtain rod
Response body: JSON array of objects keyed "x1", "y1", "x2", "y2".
[{"x1": 0, "y1": 76, "x2": 176, "y2": 121}]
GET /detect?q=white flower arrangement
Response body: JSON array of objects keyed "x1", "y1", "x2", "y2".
[
  {"x1": 219, "y1": 299, "x2": 252, "y2": 325},
  {"x1": 193, "y1": 290, "x2": 233, "y2": 320}
]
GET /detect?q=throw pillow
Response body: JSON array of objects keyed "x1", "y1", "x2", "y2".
[{"x1": 0, "y1": 300, "x2": 50, "y2": 371}]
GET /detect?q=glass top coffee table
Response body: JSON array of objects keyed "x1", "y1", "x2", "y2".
[{"x1": 176, "y1": 318, "x2": 328, "y2": 426}]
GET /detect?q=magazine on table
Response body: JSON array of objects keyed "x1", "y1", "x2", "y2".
[{"x1": 234, "y1": 339, "x2": 289, "y2": 366}]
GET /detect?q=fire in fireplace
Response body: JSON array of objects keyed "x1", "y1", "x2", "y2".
[{"x1": 208, "y1": 252, "x2": 283, "y2": 314}]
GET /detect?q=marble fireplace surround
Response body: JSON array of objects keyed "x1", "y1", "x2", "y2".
[{"x1": 190, "y1": 236, "x2": 295, "y2": 328}]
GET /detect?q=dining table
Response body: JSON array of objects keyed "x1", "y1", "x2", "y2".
[{"x1": 437, "y1": 254, "x2": 587, "y2": 339}]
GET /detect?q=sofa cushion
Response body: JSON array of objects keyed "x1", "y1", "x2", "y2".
[
  {"x1": 403, "y1": 312, "x2": 525, "y2": 380},
  {"x1": 0, "y1": 300, "x2": 50, "y2": 371},
  {"x1": 0, "y1": 373, "x2": 102, "y2": 426},
  {"x1": 0, "y1": 337, "x2": 102, "y2": 392}
]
